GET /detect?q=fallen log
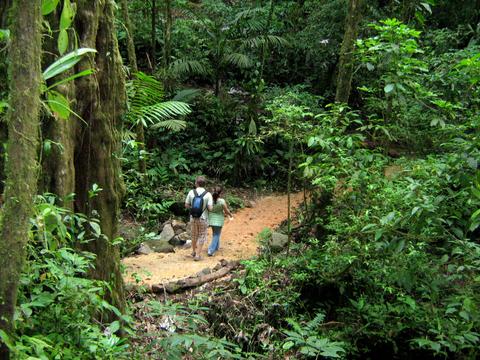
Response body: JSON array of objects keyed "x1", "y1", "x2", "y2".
[{"x1": 151, "y1": 260, "x2": 240, "y2": 294}]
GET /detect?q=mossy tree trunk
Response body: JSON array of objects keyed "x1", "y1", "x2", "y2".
[
  {"x1": 0, "y1": 0, "x2": 12, "y2": 197},
  {"x1": 120, "y1": 0, "x2": 146, "y2": 174},
  {"x1": 0, "y1": 0, "x2": 42, "y2": 357},
  {"x1": 74, "y1": 0, "x2": 126, "y2": 313},
  {"x1": 335, "y1": 0, "x2": 364, "y2": 104}
]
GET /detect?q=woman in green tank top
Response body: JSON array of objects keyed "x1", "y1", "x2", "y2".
[{"x1": 208, "y1": 186, "x2": 233, "y2": 256}]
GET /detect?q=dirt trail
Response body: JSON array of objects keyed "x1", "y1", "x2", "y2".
[{"x1": 122, "y1": 193, "x2": 304, "y2": 286}]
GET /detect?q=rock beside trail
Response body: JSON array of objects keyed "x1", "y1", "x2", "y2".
[
  {"x1": 172, "y1": 220, "x2": 187, "y2": 234},
  {"x1": 137, "y1": 243, "x2": 153, "y2": 255},
  {"x1": 169, "y1": 231, "x2": 189, "y2": 246},
  {"x1": 269, "y1": 232, "x2": 288, "y2": 251},
  {"x1": 144, "y1": 239, "x2": 175, "y2": 253},
  {"x1": 244, "y1": 200, "x2": 256, "y2": 208},
  {"x1": 159, "y1": 224, "x2": 175, "y2": 242}
]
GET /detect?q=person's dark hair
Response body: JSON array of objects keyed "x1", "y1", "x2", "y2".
[
  {"x1": 195, "y1": 176, "x2": 206, "y2": 187},
  {"x1": 212, "y1": 186, "x2": 222, "y2": 204}
]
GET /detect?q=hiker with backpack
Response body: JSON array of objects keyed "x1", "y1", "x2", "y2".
[
  {"x1": 207, "y1": 186, "x2": 233, "y2": 257},
  {"x1": 185, "y1": 176, "x2": 213, "y2": 261}
]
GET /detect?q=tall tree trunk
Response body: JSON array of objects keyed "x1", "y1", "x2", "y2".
[
  {"x1": 260, "y1": 0, "x2": 275, "y2": 80},
  {"x1": 0, "y1": 1, "x2": 42, "y2": 357},
  {"x1": 162, "y1": 0, "x2": 173, "y2": 90},
  {"x1": 335, "y1": 0, "x2": 364, "y2": 104},
  {"x1": 74, "y1": 0, "x2": 126, "y2": 314},
  {"x1": 121, "y1": 0, "x2": 138, "y2": 74},
  {"x1": 151, "y1": 0, "x2": 157, "y2": 71},
  {"x1": 120, "y1": 0, "x2": 146, "y2": 174}
]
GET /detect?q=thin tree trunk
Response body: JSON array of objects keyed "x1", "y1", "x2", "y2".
[
  {"x1": 0, "y1": 1, "x2": 42, "y2": 357},
  {"x1": 162, "y1": 0, "x2": 173, "y2": 91},
  {"x1": 120, "y1": 0, "x2": 146, "y2": 174},
  {"x1": 286, "y1": 137, "x2": 293, "y2": 255},
  {"x1": 335, "y1": 0, "x2": 364, "y2": 104},
  {"x1": 74, "y1": 0, "x2": 126, "y2": 314},
  {"x1": 151, "y1": 0, "x2": 157, "y2": 71},
  {"x1": 121, "y1": 0, "x2": 138, "y2": 74},
  {"x1": 260, "y1": 0, "x2": 275, "y2": 79}
]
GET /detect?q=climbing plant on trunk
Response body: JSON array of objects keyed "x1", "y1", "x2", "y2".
[
  {"x1": 0, "y1": 0, "x2": 42, "y2": 357},
  {"x1": 335, "y1": 0, "x2": 364, "y2": 104}
]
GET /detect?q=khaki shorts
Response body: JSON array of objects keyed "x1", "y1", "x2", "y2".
[{"x1": 191, "y1": 218, "x2": 208, "y2": 245}]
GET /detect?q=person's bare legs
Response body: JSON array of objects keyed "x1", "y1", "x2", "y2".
[
  {"x1": 191, "y1": 238, "x2": 197, "y2": 256},
  {"x1": 195, "y1": 243, "x2": 204, "y2": 259}
]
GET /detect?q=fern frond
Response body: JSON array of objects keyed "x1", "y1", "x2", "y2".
[{"x1": 306, "y1": 311, "x2": 326, "y2": 331}]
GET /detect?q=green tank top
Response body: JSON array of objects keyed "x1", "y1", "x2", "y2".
[{"x1": 209, "y1": 198, "x2": 225, "y2": 227}]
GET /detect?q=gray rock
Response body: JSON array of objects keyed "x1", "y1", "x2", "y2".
[
  {"x1": 244, "y1": 200, "x2": 256, "y2": 208},
  {"x1": 169, "y1": 235, "x2": 186, "y2": 246},
  {"x1": 172, "y1": 219, "x2": 187, "y2": 232},
  {"x1": 178, "y1": 232, "x2": 190, "y2": 241},
  {"x1": 137, "y1": 243, "x2": 153, "y2": 255},
  {"x1": 269, "y1": 232, "x2": 289, "y2": 251},
  {"x1": 159, "y1": 224, "x2": 175, "y2": 242},
  {"x1": 169, "y1": 232, "x2": 189, "y2": 246},
  {"x1": 144, "y1": 239, "x2": 175, "y2": 253},
  {"x1": 186, "y1": 222, "x2": 192, "y2": 235}
]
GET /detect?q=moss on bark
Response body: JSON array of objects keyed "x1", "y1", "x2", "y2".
[
  {"x1": 335, "y1": 0, "x2": 364, "y2": 104},
  {"x1": 73, "y1": 0, "x2": 126, "y2": 313},
  {"x1": 0, "y1": 0, "x2": 42, "y2": 357}
]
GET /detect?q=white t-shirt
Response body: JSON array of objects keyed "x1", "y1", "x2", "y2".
[{"x1": 185, "y1": 187, "x2": 213, "y2": 221}]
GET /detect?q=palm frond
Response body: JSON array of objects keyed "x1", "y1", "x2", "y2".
[
  {"x1": 243, "y1": 35, "x2": 289, "y2": 49},
  {"x1": 168, "y1": 58, "x2": 210, "y2": 78},
  {"x1": 150, "y1": 119, "x2": 187, "y2": 131},
  {"x1": 173, "y1": 88, "x2": 202, "y2": 103},
  {"x1": 231, "y1": 8, "x2": 266, "y2": 27},
  {"x1": 224, "y1": 52, "x2": 253, "y2": 69},
  {"x1": 135, "y1": 101, "x2": 191, "y2": 126}
]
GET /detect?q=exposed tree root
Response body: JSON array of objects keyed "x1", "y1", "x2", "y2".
[{"x1": 150, "y1": 260, "x2": 240, "y2": 294}]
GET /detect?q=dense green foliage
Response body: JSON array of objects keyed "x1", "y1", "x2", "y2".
[{"x1": 1, "y1": 0, "x2": 480, "y2": 358}]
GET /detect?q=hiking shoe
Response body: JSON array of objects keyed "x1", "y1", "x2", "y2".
[{"x1": 194, "y1": 255, "x2": 202, "y2": 261}]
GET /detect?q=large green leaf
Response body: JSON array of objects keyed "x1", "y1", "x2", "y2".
[
  {"x1": 60, "y1": 0, "x2": 75, "y2": 30},
  {"x1": 57, "y1": 29, "x2": 69, "y2": 55},
  {"x1": 46, "y1": 90, "x2": 71, "y2": 120},
  {"x1": 42, "y1": 0, "x2": 60, "y2": 15},
  {"x1": 42, "y1": 48, "x2": 96, "y2": 80}
]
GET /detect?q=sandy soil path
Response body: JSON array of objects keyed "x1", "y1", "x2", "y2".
[{"x1": 122, "y1": 192, "x2": 304, "y2": 286}]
